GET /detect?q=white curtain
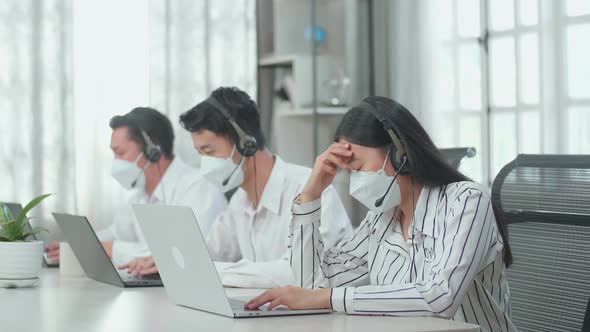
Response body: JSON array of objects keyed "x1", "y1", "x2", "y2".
[
  {"x1": 385, "y1": 0, "x2": 590, "y2": 185},
  {"x1": 386, "y1": 0, "x2": 438, "y2": 124},
  {"x1": 385, "y1": 0, "x2": 495, "y2": 183},
  {"x1": 0, "y1": 0, "x2": 256, "y2": 240},
  {"x1": 0, "y1": 0, "x2": 76, "y2": 239}
]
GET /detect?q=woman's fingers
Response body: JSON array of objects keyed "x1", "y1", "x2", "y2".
[
  {"x1": 327, "y1": 144, "x2": 353, "y2": 168},
  {"x1": 245, "y1": 290, "x2": 276, "y2": 310},
  {"x1": 301, "y1": 142, "x2": 352, "y2": 203},
  {"x1": 267, "y1": 297, "x2": 284, "y2": 310},
  {"x1": 323, "y1": 153, "x2": 347, "y2": 169},
  {"x1": 329, "y1": 145, "x2": 352, "y2": 159},
  {"x1": 313, "y1": 143, "x2": 352, "y2": 171}
]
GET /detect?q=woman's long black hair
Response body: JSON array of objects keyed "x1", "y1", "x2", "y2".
[{"x1": 334, "y1": 96, "x2": 512, "y2": 267}]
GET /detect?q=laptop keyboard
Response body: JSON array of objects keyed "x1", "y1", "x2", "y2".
[
  {"x1": 229, "y1": 298, "x2": 249, "y2": 311},
  {"x1": 120, "y1": 271, "x2": 160, "y2": 281}
]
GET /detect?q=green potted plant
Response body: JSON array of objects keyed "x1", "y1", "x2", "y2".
[{"x1": 0, "y1": 194, "x2": 53, "y2": 288}]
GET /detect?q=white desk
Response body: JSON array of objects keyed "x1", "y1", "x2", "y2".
[{"x1": 0, "y1": 269, "x2": 479, "y2": 332}]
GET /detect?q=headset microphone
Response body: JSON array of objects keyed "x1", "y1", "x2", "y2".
[
  {"x1": 222, "y1": 156, "x2": 244, "y2": 186},
  {"x1": 374, "y1": 157, "x2": 407, "y2": 208},
  {"x1": 130, "y1": 161, "x2": 151, "y2": 188},
  {"x1": 131, "y1": 176, "x2": 139, "y2": 188}
]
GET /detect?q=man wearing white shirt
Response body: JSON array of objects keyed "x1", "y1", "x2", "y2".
[
  {"x1": 46, "y1": 107, "x2": 228, "y2": 266},
  {"x1": 126, "y1": 87, "x2": 352, "y2": 287}
]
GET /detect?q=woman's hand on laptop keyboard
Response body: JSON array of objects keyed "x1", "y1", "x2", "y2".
[
  {"x1": 118, "y1": 256, "x2": 158, "y2": 277},
  {"x1": 245, "y1": 286, "x2": 332, "y2": 311}
]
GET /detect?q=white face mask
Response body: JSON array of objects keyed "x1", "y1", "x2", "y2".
[
  {"x1": 111, "y1": 153, "x2": 147, "y2": 190},
  {"x1": 200, "y1": 145, "x2": 244, "y2": 193},
  {"x1": 349, "y1": 150, "x2": 401, "y2": 213}
]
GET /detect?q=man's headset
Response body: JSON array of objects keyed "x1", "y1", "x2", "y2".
[
  {"x1": 129, "y1": 127, "x2": 162, "y2": 189},
  {"x1": 357, "y1": 100, "x2": 413, "y2": 208},
  {"x1": 204, "y1": 96, "x2": 258, "y2": 186},
  {"x1": 205, "y1": 96, "x2": 258, "y2": 157},
  {"x1": 139, "y1": 129, "x2": 163, "y2": 163}
]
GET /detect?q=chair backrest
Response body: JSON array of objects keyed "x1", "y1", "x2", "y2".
[
  {"x1": 584, "y1": 297, "x2": 590, "y2": 332},
  {"x1": 439, "y1": 147, "x2": 476, "y2": 169},
  {"x1": 492, "y1": 154, "x2": 590, "y2": 332}
]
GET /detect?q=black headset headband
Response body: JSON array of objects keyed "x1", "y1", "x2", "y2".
[
  {"x1": 205, "y1": 96, "x2": 257, "y2": 157},
  {"x1": 359, "y1": 101, "x2": 408, "y2": 163}
]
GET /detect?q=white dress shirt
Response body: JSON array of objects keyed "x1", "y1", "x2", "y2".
[
  {"x1": 98, "y1": 158, "x2": 228, "y2": 266},
  {"x1": 290, "y1": 181, "x2": 516, "y2": 332},
  {"x1": 206, "y1": 156, "x2": 352, "y2": 288}
]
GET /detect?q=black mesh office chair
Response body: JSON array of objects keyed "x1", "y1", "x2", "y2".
[
  {"x1": 439, "y1": 147, "x2": 477, "y2": 169},
  {"x1": 492, "y1": 154, "x2": 590, "y2": 332}
]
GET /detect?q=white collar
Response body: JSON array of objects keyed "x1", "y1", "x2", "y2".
[
  {"x1": 150, "y1": 158, "x2": 186, "y2": 203},
  {"x1": 251, "y1": 155, "x2": 286, "y2": 215}
]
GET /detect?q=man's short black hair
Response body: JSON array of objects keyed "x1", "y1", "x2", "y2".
[
  {"x1": 179, "y1": 87, "x2": 266, "y2": 150},
  {"x1": 110, "y1": 107, "x2": 175, "y2": 159}
]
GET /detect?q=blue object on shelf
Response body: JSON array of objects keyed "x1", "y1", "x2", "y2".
[{"x1": 304, "y1": 25, "x2": 326, "y2": 44}]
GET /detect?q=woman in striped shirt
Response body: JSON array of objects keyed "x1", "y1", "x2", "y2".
[{"x1": 246, "y1": 96, "x2": 516, "y2": 332}]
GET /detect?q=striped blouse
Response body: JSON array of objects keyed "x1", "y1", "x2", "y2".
[{"x1": 289, "y1": 181, "x2": 516, "y2": 332}]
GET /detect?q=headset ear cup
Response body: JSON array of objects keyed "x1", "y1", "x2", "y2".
[
  {"x1": 145, "y1": 146, "x2": 162, "y2": 162},
  {"x1": 240, "y1": 137, "x2": 258, "y2": 157},
  {"x1": 389, "y1": 145, "x2": 410, "y2": 175},
  {"x1": 139, "y1": 129, "x2": 162, "y2": 163},
  {"x1": 151, "y1": 149, "x2": 162, "y2": 162},
  {"x1": 389, "y1": 145, "x2": 400, "y2": 170},
  {"x1": 397, "y1": 155, "x2": 410, "y2": 175}
]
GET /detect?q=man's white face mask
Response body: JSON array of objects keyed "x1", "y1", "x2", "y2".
[
  {"x1": 111, "y1": 153, "x2": 148, "y2": 190},
  {"x1": 349, "y1": 149, "x2": 401, "y2": 213},
  {"x1": 200, "y1": 145, "x2": 244, "y2": 193}
]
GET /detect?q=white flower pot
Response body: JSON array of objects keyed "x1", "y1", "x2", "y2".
[{"x1": 0, "y1": 240, "x2": 44, "y2": 281}]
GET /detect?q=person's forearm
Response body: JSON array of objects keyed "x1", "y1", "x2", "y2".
[{"x1": 291, "y1": 197, "x2": 329, "y2": 289}]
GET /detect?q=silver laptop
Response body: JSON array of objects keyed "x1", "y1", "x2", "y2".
[
  {"x1": 2, "y1": 202, "x2": 59, "y2": 268},
  {"x1": 133, "y1": 204, "x2": 333, "y2": 318},
  {"x1": 52, "y1": 212, "x2": 163, "y2": 288}
]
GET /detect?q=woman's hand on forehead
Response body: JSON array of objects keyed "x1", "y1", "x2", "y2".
[
  {"x1": 329, "y1": 142, "x2": 353, "y2": 170},
  {"x1": 300, "y1": 142, "x2": 353, "y2": 203}
]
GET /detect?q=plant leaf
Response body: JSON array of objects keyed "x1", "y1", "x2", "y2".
[
  {"x1": 15, "y1": 194, "x2": 53, "y2": 230},
  {"x1": 0, "y1": 204, "x2": 14, "y2": 226},
  {"x1": 0, "y1": 204, "x2": 15, "y2": 231},
  {"x1": 2, "y1": 220, "x2": 21, "y2": 241},
  {"x1": 0, "y1": 216, "x2": 8, "y2": 230},
  {"x1": 20, "y1": 226, "x2": 49, "y2": 241}
]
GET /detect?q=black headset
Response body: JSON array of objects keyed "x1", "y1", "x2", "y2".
[
  {"x1": 205, "y1": 96, "x2": 258, "y2": 157},
  {"x1": 139, "y1": 129, "x2": 163, "y2": 163},
  {"x1": 358, "y1": 100, "x2": 411, "y2": 175},
  {"x1": 360, "y1": 100, "x2": 421, "y2": 281}
]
